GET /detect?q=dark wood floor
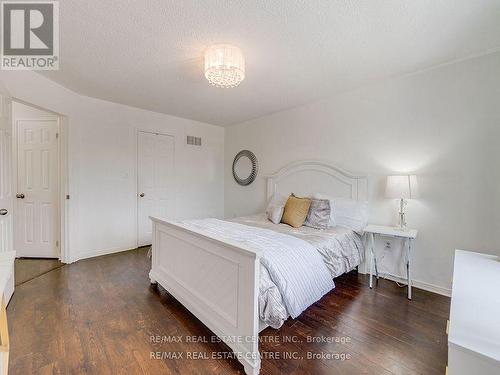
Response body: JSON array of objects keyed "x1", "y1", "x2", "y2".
[
  {"x1": 8, "y1": 248, "x2": 450, "y2": 374},
  {"x1": 14, "y1": 258, "x2": 63, "y2": 286}
]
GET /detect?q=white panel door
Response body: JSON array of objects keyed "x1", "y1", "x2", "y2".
[
  {"x1": 137, "y1": 131, "x2": 175, "y2": 247},
  {"x1": 0, "y1": 96, "x2": 12, "y2": 254},
  {"x1": 15, "y1": 119, "x2": 59, "y2": 258}
]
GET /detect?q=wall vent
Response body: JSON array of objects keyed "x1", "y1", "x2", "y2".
[{"x1": 187, "y1": 136, "x2": 202, "y2": 146}]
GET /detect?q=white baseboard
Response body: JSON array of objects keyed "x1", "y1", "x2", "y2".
[
  {"x1": 68, "y1": 246, "x2": 138, "y2": 263},
  {"x1": 374, "y1": 272, "x2": 451, "y2": 297}
]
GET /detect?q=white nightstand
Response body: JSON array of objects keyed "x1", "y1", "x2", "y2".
[{"x1": 364, "y1": 225, "x2": 418, "y2": 299}]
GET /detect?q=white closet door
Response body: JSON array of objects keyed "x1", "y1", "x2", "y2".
[
  {"x1": 0, "y1": 96, "x2": 12, "y2": 254},
  {"x1": 137, "y1": 131, "x2": 175, "y2": 247},
  {"x1": 15, "y1": 119, "x2": 59, "y2": 258}
]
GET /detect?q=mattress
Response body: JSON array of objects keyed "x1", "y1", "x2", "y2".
[{"x1": 231, "y1": 214, "x2": 365, "y2": 328}]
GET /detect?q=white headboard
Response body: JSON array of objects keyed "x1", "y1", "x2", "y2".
[{"x1": 266, "y1": 160, "x2": 368, "y2": 201}]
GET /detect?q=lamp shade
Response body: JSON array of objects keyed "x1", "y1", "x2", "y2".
[{"x1": 385, "y1": 175, "x2": 419, "y2": 199}]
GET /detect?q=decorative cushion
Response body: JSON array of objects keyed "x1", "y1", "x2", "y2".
[
  {"x1": 312, "y1": 193, "x2": 336, "y2": 227},
  {"x1": 304, "y1": 198, "x2": 331, "y2": 229},
  {"x1": 281, "y1": 194, "x2": 312, "y2": 228}
]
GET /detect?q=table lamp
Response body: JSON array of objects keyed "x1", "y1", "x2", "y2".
[{"x1": 385, "y1": 175, "x2": 419, "y2": 230}]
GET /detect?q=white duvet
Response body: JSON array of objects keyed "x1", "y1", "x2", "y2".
[
  {"x1": 177, "y1": 218, "x2": 334, "y2": 320},
  {"x1": 233, "y1": 214, "x2": 364, "y2": 279},
  {"x1": 233, "y1": 215, "x2": 364, "y2": 328}
]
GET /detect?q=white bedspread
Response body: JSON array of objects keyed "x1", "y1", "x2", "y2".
[
  {"x1": 177, "y1": 218, "x2": 334, "y2": 319},
  {"x1": 232, "y1": 214, "x2": 364, "y2": 328},
  {"x1": 233, "y1": 214, "x2": 364, "y2": 278}
]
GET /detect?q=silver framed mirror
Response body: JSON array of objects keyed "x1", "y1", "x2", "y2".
[{"x1": 232, "y1": 150, "x2": 258, "y2": 186}]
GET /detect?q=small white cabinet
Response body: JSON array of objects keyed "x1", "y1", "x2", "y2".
[{"x1": 448, "y1": 250, "x2": 500, "y2": 374}]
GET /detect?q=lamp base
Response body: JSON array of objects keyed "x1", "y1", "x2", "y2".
[{"x1": 396, "y1": 200, "x2": 407, "y2": 230}]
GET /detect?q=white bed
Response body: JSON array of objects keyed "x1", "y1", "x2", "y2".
[{"x1": 149, "y1": 160, "x2": 368, "y2": 375}]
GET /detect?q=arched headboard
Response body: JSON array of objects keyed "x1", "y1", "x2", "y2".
[{"x1": 266, "y1": 160, "x2": 368, "y2": 201}]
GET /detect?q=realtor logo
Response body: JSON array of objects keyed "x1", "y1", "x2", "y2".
[{"x1": 1, "y1": 1, "x2": 59, "y2": 70}]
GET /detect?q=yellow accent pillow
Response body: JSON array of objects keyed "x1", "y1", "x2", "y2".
[{"x1": 281, "y1": 194, "x2": 312, "y2": 228}]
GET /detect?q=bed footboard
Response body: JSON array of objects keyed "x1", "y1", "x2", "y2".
[{"x1": 149, "y1": 217, "x2": 262, "y2": 375}]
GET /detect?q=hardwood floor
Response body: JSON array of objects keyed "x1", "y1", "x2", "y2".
[
  {"x1": 7, "y1": 248, "x2": 450, "y2": 374},
  {"x1": 14, "y1": 258, "x2": 63, "y2": 286}
]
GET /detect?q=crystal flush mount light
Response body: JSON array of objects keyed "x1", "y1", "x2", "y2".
[{"x1": 204, "y1": 44, "x2": 245, "y2": 88}]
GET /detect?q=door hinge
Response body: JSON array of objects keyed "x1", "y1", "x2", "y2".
[
  {"x1": 56, "y1": 240, "x2": 59, "y2": 247},
  {"x1": 56, "y1": 132, "x2": 59, "y2": 139},
  {"x1": 66, "y1": 194, "x2": 70, "y2": 200}
]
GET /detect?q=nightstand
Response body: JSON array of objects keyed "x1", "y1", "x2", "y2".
[{"x1": 364, "y1": 225, "x2": 418, "y2": 299}]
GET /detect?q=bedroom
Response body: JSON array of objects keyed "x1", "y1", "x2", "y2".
[{"x1": 0, "y1": 1, "x2": 499, "y2": 374}]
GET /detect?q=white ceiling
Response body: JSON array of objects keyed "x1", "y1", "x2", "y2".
[{"x1": 41, "y1": 0, "x2": 500, "y2": 126}]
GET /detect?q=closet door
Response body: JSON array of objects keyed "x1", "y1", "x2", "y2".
[{"x1": 137, "y1": 131, "x2": 175, "y2": 247}]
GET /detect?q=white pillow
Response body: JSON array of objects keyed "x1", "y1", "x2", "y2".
[
  {"x1": 312, "y1": 193, "x2": 336, "y2": 227},
  {"x1": 333, "y1": 198, "x2": 369, "y2": 233},
  {"x1": 267, "y1": 205, "x2": 284, "y2": 224},
  {"x1": 265, "y1": 193, "x2": 287, "y2": 224},
  {"x1": 312, "y1": 194, "x2": 369, "y2": 232}
]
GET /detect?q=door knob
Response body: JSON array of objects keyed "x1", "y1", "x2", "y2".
[
  {"x1": 16, "y1": 193, "x2": 25, "y2": 199},
  {"x1": 0, "y1": 209, "x2": 7, "y2": 216},
  {"x1": 139, "y1": 193, "x2": 145, "y2": 197}
]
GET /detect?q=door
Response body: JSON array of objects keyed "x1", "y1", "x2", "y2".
[
  {"x1": 0, "y1": 95, "x2": 12, "y2": 253},
  {"x1": 137, "y1": 131, "x2": 175, "y2": 247},
  {"x1": 15, "y1": 119, "x2": 59, "y2": 258}
]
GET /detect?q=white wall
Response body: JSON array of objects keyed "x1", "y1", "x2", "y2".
[
  {"x1": 1, "y1": 71, "x2": 224, "y2": 262},
  {"x1": 13, "y1": 102, "x2": 56, "y2": 119},
  {"x1": 0, "y1": 83, "x2": 13, "y2": 254},
  {"x1": 225, "y1": 51, "x2": 500, "y2": 295}
]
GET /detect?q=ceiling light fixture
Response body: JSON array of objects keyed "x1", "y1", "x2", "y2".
[{"x1": 204, "y1": 44, "x2": 245, "y2": 88}]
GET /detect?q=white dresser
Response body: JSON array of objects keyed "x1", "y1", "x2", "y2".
[
  {"x1": 0, "y1": 251, "x2": 15, "y2": 375},
  {"x1": 448, "y1": 250, "x2": 500, "y2": 374}
]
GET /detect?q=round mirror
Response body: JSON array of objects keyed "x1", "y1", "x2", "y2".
[{"x1": 232, "y1": 150, "x2": 258, "y2": 186}]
